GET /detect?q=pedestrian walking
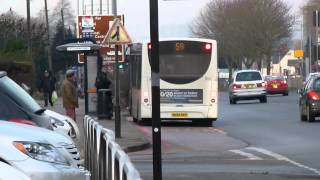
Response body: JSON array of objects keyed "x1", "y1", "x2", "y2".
[
  {"x1": 62, "y1": 70, "x2": 79, "y2": 121},
  {"x1": 40, "y1": 70, "x2": 56, "y2": 107}
]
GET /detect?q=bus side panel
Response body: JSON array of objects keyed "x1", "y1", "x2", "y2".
[
  {"x1": 140, "y1": 45, "x2": 152, "y2": 120},
  {"x1": 131, "y1": 88, "x2": 140, "y2": 120},
  {"x1": 207, "y1": 40, "x2": 218, "y2": 119}
]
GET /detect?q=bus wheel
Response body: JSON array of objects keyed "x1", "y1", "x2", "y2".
[
  {"x1": 133, "y1": 117, "x2": 138, "y2": 123},
  {"x1": 195, "y1": 119, "x2": 213, "y2": 127},
  {"x1": 138, "y1": 118, "x2": 151, "y2": 126}
]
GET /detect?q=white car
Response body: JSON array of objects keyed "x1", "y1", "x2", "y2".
[
  {"x1": 229, "y1": 70, "x2": 267, "y2": 104},
  {"x1": 45, "y1": 109, "x2": 80, "y2": 140},
  {"x1": 0, "y1": 161, "x2": 30, "y2": 180},
  {"x1": 0, "y1": 121, "x2": 89, "y2": 180}
]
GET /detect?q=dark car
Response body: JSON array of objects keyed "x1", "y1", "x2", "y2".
[
  {"x1": 299, "y1": 74, "x2": 320, "y2": 122},
  {"x1": 264, "y1": 75, "x2": 288, "y2": 96},
  {"x1": 0, "y1": 71, "x2": 52, "y2": 129}
]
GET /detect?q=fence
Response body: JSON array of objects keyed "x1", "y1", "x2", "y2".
[{"x1": 83, "y1": 116, "x2": 142, "y2": 180}]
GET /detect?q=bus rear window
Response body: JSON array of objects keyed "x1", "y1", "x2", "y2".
[{"x1": 149, "y1": 41, "x2": 212, "y2": 84}]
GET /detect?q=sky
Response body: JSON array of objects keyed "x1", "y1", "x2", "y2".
[{"x1": 0, "y1": 0, "x2": 307, "y2": 41}]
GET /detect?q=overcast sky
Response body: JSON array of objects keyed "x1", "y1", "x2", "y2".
[{"x1": 0, "y1": 0, "x2": 306, "y2": 41}]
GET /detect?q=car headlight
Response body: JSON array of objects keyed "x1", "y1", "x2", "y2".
[
  {"x1": 13, "y1": 142, "x2": 68, "y2": 165},
  {"x1": 50, "y1": 117, "x2": 65, "y2": 126}
]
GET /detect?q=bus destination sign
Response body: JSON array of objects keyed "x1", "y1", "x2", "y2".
[{"x1": 160, "y1": 89, "x2": 203, "y2": 104}]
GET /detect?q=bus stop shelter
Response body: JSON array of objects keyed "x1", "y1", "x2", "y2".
[{"x1": 56, "y1": 41, "x2": 101, "y2": 114}]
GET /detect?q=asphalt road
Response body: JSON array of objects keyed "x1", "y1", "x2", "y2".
[{"x1": 129, "y1": 92, "x2": 320, "y2": 180}]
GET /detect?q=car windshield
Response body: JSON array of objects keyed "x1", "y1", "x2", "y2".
[
  {"x1": 236, "y1": 72, "x2": 262, "y2": 82},
  {"x1": 266, "y1": 76, "x2": 285, "y2": 81},
  {"x1": 0, "y1": 76, "x2": 41, "y2": 113}
]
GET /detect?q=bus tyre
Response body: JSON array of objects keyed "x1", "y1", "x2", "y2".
[
  {"x1": 204, "y1": 119, "x2": 213, "y2": 127},
  {"x1": 138, "y1": 118, "x2": 151, "y2": 126}
]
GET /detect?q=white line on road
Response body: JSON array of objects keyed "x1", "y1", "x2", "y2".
[
  {"x1": 246, "y1": 147, "x2": 320, "y2": 176},
  {"x1": 229, "y1": 149, "x2": 263, "y2": 160}
]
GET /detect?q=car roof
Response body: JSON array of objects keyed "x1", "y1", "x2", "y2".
[
  {"x1": 0, "y1": 71, "x2": 6, "y2": 78},
  {"x1": 235, "y1": 70, "x2": 261, "y2": 73}
]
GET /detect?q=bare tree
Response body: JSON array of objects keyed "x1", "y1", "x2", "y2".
[{"x1": 192, "y1": 0, "x2": 294, "y2": 76}]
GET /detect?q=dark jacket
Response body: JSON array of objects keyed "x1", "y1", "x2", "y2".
[
  {"x1": 95, "y1": 71, "x2": 111, "y2": 90},
  {"x1": 40, "y1": 75, "x2": 56, "y2": 93}
]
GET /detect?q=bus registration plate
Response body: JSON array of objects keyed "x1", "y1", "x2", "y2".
[{"x1": 171, "y1": 112, "x2": 188, "y2": 118}]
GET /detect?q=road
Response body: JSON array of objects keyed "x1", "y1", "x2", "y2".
[{"x1": 128, "y1": 92, "x2": 320, "y2": 180}]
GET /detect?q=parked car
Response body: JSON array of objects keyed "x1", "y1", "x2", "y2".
[
  {"x1": 0, "y1": 71, "x2": 77, "y2": 139},
  {"x1": 0, "y1": 120, "x2": 89, "y2": 180},
  {"x1": 264, "y1": 75, "x2": 288, "y2": 96},
  {"x1": 229, "y1": 70, "x2": 267, "y2": 104},
  {"x1": 45, "y1": 109, "x2": 80, "y2": 139},
  {"x1": 305, "y1": 72, "x2": 320, "y2": 84},
  {"x1": 0, "y1": 161, "x2": 30, "y2": 180},
  {"x1": 299, "y1": 74, "x2": 320, "y2": 122}
]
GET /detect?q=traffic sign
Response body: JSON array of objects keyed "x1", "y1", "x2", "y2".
[
  {"x1": 102, "y1": 18, "x2": 132, "y2": 45},
  {"x1": 77, "y1": 15, "x2": 124, "y2": 63}
]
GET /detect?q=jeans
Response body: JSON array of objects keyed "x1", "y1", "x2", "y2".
[{"x1": 44, "y1": 91, "x2": 53, "y2": 106}]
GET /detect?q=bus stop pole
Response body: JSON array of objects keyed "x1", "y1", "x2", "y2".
[
  {"x1": 149, "y1": 0, "x2": 162, "y2": 179},
  {"x1": 84, "y1": 53, "x2": 89, "y2": 114}
]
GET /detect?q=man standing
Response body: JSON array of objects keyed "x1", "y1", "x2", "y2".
[
  {"x1": 62, "y1": 70, "x2": 78, "y2": 121},
  {"x1": 40, "y1": 70, "x2": 55, "y2": 107}
]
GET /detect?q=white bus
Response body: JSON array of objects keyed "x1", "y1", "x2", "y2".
[{"x1": 128, "y1": 38, "x2": 218, "y2": 125}]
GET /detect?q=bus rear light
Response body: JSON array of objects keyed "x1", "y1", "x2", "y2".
[
  {"x1": 148, "y1": 43, "x2": 152, "y2": 49},
  {"x1": 204, "y1": 43, "x2": 212, "y2": 50}
]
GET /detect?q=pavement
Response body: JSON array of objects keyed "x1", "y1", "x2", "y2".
[{"x1": 38, "y1": 97, "x2": 150, "y2": 153}]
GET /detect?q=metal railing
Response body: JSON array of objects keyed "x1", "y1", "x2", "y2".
[{"x1": 83, "y1": 115, "x2": 142, "y2": 180}]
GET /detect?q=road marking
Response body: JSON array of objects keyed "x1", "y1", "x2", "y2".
[
  {"x1": 229, "y1": 149, "x2": 263, "y2": 160},
  {"x1": 246, "y1": 147, "x2": 320, "y2": 175},
  {"x1": 205, "y1": 127, "x2": 227, "y2": 134}
]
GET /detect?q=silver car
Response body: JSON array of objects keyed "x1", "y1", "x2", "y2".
[
  {"x1": 229, "y1": 70, "x2": 267, "y2": 104},
  {"x1": 0, "y1": 161, "x2": 30, "y2": 180},
  {"x1": 0, "y1": 121, "x2": 89, "y2": 180}
]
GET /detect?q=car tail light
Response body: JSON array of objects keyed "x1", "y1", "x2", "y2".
[
  {"x1": 282, "y1": 80, "x2": 287, "y2": 84},
  {"x1": 257, "y1": 82, "x2": 266, "y2": 87},
  {"x1": 8, "y1": 118, "x2": 37, "y2": 126},
  {"x1": 308, "y1": 91, "x2": 320, "y2": 101},
  {"x1": 232, "y1": 84, "x2": 241, "y2": 89}
]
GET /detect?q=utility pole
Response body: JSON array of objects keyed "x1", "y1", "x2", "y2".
[
  {"x1": 100, "y1": 0, "x2": 102, "y2": 14},
  {"x1": 91, "y1": 0, "x2": 94, "y2": 15},
  {"x1": 82, "y1": 0, "x2": 85, "y2": 15},
  {"x1": 26, "y1": 0, "x2": 31, "y2": 55},
  {"x1": 44, "y1": 0, "x2": 53, "y2": 71},
  {"x1": 26, "y1": 0, "x2": 37, "y2": 88},
  {"x1": 112, "y1": 0, "x2": 121, "y2": 138},
  {"x1": 61, "y1": 8, "x2": 65, "y2": 39},
  {"x1": 149, "y1": 0, "x2": 162, "y2": 180}
]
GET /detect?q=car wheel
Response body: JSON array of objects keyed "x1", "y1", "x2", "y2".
[
  {"x1": 283, "y1": 92, "x2": 289, "y2": 96},
  {"x1": 260, "y1": 96, "x2": 267, "y2": 103},
  {"x1": 299, "y1": 106, "x2": 307, "y2": 121},
  {"x1": 229, "y1": 98, "x2": 235, "y2": 104},
  {"x1": 307, "y1": 105, "x2": 315, "y2": 122}
]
